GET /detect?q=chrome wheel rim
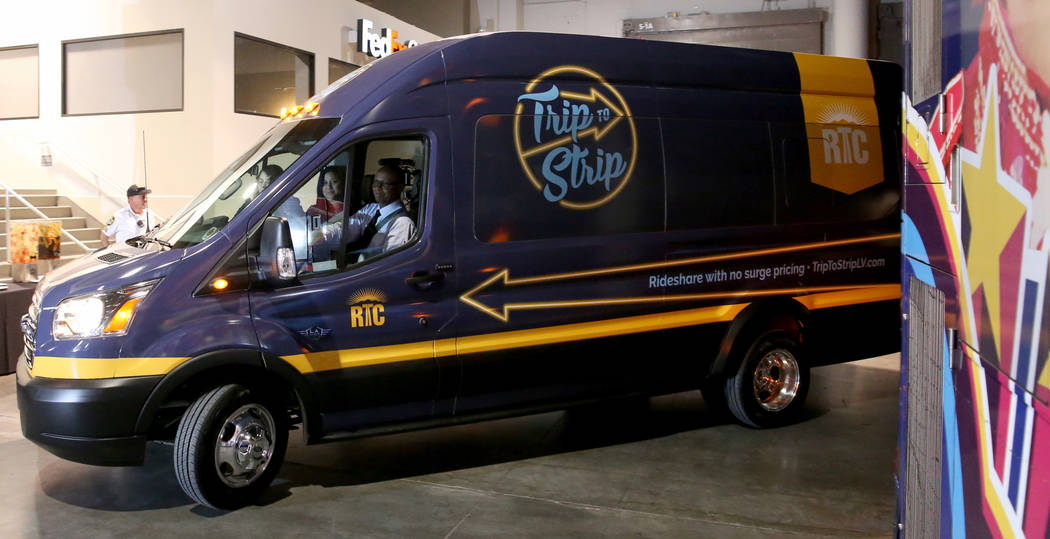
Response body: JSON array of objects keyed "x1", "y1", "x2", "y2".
[
  {"x1": 752, "y1": 349, "x2": 800, "y2": 412},
  {"x1": 214, "y1": 403, "x2": 276, "y2": 488}
]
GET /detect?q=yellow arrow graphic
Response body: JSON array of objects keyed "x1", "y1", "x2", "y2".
[
  {"x1": 518, "y1": 88, "x2": 625, "y2": 159},
  {"x1": 459, "y1": 233, "x2": 900, "y2": 322}
]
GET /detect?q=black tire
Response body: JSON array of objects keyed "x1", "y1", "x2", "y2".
[
  {"x1": 725, "y1": 330, "x2": 809, "y2": 428},
  {"x1": 174, "y1": 384, "x2": 288, "y2": 510}
]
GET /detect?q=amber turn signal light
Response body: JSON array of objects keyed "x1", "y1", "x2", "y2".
[{"x1": 103, "y1": 298, "x2": 142, "y2": 333}]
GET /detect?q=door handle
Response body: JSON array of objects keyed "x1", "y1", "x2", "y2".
[{"x1": 406, "y1": 270, "x2": 445, "y2": 288}]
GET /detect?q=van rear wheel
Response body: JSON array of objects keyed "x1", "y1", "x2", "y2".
[
  {"x1": 724, "y1": 331, "x2": 809, "y2": 428},
  {"x1": 174, "y1": 384, "x2": 288, "y2": 510}
]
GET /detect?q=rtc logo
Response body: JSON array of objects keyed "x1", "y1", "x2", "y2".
[
  {"x1": 821, "y1": 126, "x2": 870, "y2": 165},
  {"x1": 513, "y1": 65, "x2": 637, "y2": 210},
  {"x1": 347, "y1": 288, "x2": 387, "y2": 328},
  {"x1": 803, "y1": 98, "x2": 884, "y2": 195}
]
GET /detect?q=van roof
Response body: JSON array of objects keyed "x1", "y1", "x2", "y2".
[{"x1": 311, "y1": 31, "x2": 896, "y2": 128}]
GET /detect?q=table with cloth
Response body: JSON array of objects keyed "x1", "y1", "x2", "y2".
[{"x1": 0, "y1": 282, "x2": 35, "y2": 376}]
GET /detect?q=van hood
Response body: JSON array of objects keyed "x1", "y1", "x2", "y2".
[{"x1": 38, "y1": 242, "x2": 185, "y2": 303}]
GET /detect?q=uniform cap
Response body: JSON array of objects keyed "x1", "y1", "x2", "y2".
[{"x1": 126, "y1": 184, "x2": 152, "y2": 197}]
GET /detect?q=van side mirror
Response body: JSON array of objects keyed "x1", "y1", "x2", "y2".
[{"x1": 259, "y1": 216, "x2": 296, "y2": 285}]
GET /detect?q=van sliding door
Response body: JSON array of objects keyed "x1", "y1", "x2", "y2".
[{"x1": 452, "y1": 112, "x2": 667, "y2": 413}]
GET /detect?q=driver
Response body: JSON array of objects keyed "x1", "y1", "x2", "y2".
[{"x1": 344, "y1": 165, "x2": 416, "y2": 258}]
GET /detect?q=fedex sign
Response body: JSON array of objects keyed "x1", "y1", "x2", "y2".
[{"x1": 357, "y1": 18, "x2": 418, "y2": 59}]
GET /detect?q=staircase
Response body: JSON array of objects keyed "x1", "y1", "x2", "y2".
[{"x1": 0, "y1": 189, "x2": 105, "y2": 279}]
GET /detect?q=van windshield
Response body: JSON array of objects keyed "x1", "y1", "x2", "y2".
[{"x1": 151, "y1": 117, "x2": 340, "y2": 249}]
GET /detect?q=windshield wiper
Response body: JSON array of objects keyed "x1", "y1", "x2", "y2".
[
  {"x1": 130, "y1": 235, "x2": 172, "y2": 250},
  {"x1": 145, "y1": 236, "x2": 173, "y2": 249}
]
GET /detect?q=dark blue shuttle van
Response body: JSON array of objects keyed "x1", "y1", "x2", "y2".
[{"x1": 17, "y1": 32, "x2": 902, "y2": 509}]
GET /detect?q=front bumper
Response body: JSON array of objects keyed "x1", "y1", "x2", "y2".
[{"x1": 15, "y1": 354, "x2": 161, "y2": 466}]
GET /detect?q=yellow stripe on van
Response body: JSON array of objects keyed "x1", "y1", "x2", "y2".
[
  {"x1": 456, "y1": 285, "x2": 899, "y2": 357},
  {"x1": 457, "y1": 302, "x2": 749, "y2": 357},
  {"x1": 795, "y1": 283, "x2": 900, "y2": 310},
  {"x1": 795, "y1": 52, "x2": 879, "y2": 129},
  {"x1": 281, "y1": 303, "x2": 751, "y2": 375},
  {"x1": 282, "y1": 340, "x2": 447, "y2": 374},
  {"x1": 28, "y1": 284, "x2": 899, "y2": 380},
  {"x1": 795, "y1": 52, "x2": 884, "y2": 196},
  {"x1": 286, "y1": 284, "x2": 899, "y2": 373},
  {"x1": 30, "y1": 356, "x2": 191, "y2": 380},
  {"x1": 794, "y1": 52, "x2": 875, "y2": 97}
]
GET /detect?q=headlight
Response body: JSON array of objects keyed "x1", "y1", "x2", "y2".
[
  {"x1": 53, "y1": 297, "x2": 105, "y2": 338},
  {"x1": 52, "y1": 279, "x2": 160, "y2": 339}
]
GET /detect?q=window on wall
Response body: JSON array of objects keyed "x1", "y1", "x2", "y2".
[
  {"x1": 0, "y1": 45, "x2": 38, "y2": 120},
  {"x1": 328, "y1": 58, "x2": 359, "y2": 85},
  {"x1": 63, "y1": 30, "x2": 183, "y2": 116},
  {"x1": 234, "y1": 33, "x2": 314, "y2": 117}
]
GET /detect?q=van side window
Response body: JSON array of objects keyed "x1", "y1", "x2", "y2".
[
  {"x1": 662, "y1": 118, "x2": 775, "y2": 230},
  {"x1": 273, "y1": 137, "x2": 426, "y2": 275},
  {"x1": 473, "y1": 114, "x2": 664, "y2": 242},
  {"x1": 345, "y1": 138, "x2": 426, "y2": 263}
]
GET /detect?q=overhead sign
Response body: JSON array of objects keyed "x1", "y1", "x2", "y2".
[{"x1": 356, "y1": 18, "x2": 418, "y2": 59}]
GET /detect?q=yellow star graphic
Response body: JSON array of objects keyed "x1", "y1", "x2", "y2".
[{"x1": 962, "y1": 88, "x2": 1027, "y2": 358}]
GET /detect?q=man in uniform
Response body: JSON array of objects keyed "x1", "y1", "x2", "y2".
[{"x1": 101, "y1": 185, "x2": 164, "y2": 247}]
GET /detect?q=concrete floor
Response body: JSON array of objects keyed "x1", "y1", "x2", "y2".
[{"x1": 0, "y1": 354, "x2": 899, "y2": 538}]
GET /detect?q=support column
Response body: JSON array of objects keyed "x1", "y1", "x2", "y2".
[{"x1": 831, "y1": 0, "x2": 869, "y2": 58}]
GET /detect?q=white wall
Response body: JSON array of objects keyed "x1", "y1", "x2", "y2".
[
  {"x1": 0, "y1": 0, "x2": 438, "y2": 221},
  {"x1": 358, "y1": 0, "x2": 471, "y2": 37},
  {"x1": 480, "y1": 0, "x2": 867, "y2": 58}
]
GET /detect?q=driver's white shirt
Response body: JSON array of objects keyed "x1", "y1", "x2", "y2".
[
  {"x1": 346, "y1": 201, "x2": 415, "y2": 252},
  {"x1": 104, "y1": 206, "x2": 164, "y2": 244}
]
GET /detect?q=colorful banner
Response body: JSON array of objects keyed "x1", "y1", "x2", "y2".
[
  {"x1": 8, "y1": 221, "x2": 62, "y2": 264},
  {"x1": 902, "y1": 1, "x2": 1050, "y2": 536}
]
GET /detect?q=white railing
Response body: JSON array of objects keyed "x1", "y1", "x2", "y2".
[
  {"x1": 1, "y1": 181, "x2": 91, "y2": 252},
  {"x1": 41, "y1": 142, "x2": 127, "y2": 218},
  {"x1": 40, "y1": 141, "x2": 193, "y2": 224}
]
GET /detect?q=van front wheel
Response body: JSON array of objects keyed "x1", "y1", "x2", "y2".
[
  {"x1": 725, "y1": 331, "x2": 809, "y2": 428},
  {"x1": 174, "y1": 384, "x2": 288, "y2": 510}
]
